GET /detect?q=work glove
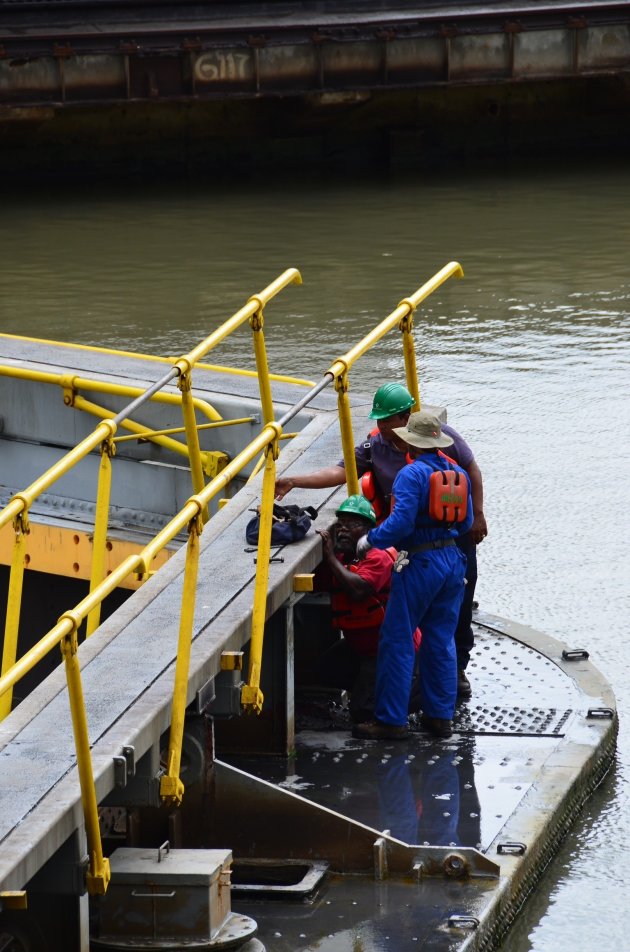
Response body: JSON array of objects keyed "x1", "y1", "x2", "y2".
[
  {"x1": 356, "y1": 534, "x2": 372, "y2": 560},
  {"x1": 393, "y1": 550, "x2": 409, "y2": 573}
]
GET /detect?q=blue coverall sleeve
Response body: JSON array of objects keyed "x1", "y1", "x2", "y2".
[{"x1": 367, "y1": 465, "x2": 423, "y2": 549}]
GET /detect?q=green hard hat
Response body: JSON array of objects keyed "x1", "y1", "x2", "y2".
[
  {"x1": 335, "y1": 494, "x2": 377, "y2": 527},
  {"x1": 368, "y1": 382, "x2": 415, "y2": 420}
]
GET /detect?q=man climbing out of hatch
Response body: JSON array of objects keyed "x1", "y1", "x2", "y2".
[
  {"x1": 352, "y1": 410, "x2": 473, "y2": 741},
  {"x1": 274, "y1": 382, "x2": 487, "y2": 700},
  {"x1": 313, "y1": 494, "x2": 420, "y2": 724}
]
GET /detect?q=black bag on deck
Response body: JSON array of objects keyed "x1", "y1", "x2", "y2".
[{"x1": 246, "y1": 503, "x2": 318, "y2": 546}]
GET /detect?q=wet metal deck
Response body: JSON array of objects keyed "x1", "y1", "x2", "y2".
[{"x1": 219, "y1": 614, "x2": 616, "y2": 951}]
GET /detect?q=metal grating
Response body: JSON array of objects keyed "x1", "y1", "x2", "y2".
[
  {"x1": 451, "y1": 624, "x2": 578, "y2": 736},
  {"x1": 451, "y1": 704, "x2": 573, "y2": 736}
]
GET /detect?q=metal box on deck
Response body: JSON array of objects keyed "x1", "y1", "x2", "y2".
[{"x1": 93, "y1": 845, "x2": 252, "y2": 948}]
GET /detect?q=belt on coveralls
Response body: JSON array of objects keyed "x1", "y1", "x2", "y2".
[{"x1": 407, "y1": 538, "x2": 456, "y2": 554}]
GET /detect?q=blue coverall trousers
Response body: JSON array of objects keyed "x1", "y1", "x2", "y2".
[{"x1": 374, "y1": 545, "x2": 467, "y2": 726}]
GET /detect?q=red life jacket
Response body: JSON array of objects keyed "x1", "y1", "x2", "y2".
[{"x1": 331, "y1": 548, "x2": 397, "y2": 630}]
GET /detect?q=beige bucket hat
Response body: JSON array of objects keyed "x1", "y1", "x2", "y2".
[{"x1": 392, "y1": 410, "x2": 454, "y2": 449}]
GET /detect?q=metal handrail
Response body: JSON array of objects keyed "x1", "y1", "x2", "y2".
[
  {"x1": 0, "y1": 261, "x2": 461, "y2": 901},
  {"x1": 0, "y1": 332, "x2": 315, "y2": 388},
  {"x1": 0, "y1": 268, "x2": 302, "y2": 896}
]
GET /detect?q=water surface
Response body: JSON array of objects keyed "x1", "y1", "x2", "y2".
[{"x1": 1, "y1": 163, "x2": 628, "y2": 951}]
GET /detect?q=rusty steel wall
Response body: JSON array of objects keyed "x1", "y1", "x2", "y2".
[{"x1": 0, "y1": 2, "x2": 629, "y2": 108}]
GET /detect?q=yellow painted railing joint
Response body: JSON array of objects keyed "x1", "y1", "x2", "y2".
[
  {"x1": 60, "y1": 628, "x2": 79, "y2": 658},
  {"x1": 159, "y1": 774, "x2": 185, "y2": 807},
  {"x1": 100, "y1": 435, "x2": 116, "y2": 458},
  {"x1": 60, "y1": 373, "x2": 78, "y2": 407},
  {"x1": 174, "y1": 357, "x2": 193, "y2": 379},
  {"x1": 86, "y1": 856, "x2": 111, "y2": 896},
  {"x1": 398, "y1": 310, "x2": 415, "y2": 334},
  {"x1": 8, "y1": 493, "x2": 30, "y2": 519},
  {"x1": 397, "y1": 296, "x2": 417, "y2": 316},
  {"x1": 248, "y1": 300, "x2": 265, "y2": 332},
  {"x1": 12, "y1": 508, "x2": 30, "y2": 537},
  {"x1": 241, "y1": 684, "x2": 264, "y2": 714},
  {"x1": 177, "y1": 368, "x2": 193, "y2": 392}
]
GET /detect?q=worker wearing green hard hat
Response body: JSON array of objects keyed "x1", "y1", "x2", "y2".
[
  {"x1": 274, "y1": 381, "x2": 487, "y2": 703},
  {"x1": 368, "y1": 382, "x2": 416, "y2": 420},
  {"x1": 335, "y1": 494, "x2": 377, "y2": 526},
  {"x1": 312, "y1": 494, "x2": 417, "y2": 723}
]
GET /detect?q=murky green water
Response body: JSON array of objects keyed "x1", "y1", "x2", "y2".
[{"x1": 1, "y1": 162, "x2": 629, "y2": 951}]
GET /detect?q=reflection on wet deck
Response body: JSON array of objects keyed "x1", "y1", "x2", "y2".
[
  {"x1": 227, "y1": 622, "x2": 580, "y2": 854},
  {"x1": 222, "y1": 622, "x2": 587, "y2": 949}
]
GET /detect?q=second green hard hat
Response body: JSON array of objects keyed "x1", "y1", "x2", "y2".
[{"x1": 335, "y1": 494, "x2": 377, "y2": 526}]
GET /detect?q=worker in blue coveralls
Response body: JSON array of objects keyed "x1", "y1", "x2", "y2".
[
  {"x1": 352, "y1": 409, "x2": 473, "y2": 741},
  {"x1": 274, "y1": 382, "x2": 487, "y2": 700}
]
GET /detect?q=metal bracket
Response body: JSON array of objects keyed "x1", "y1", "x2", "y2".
[
  {"x1": 208, "y1": 668, "x2": 245, "y2": 718},
  {"x1": 562, "y1": 648, "x2": 589, "y2": 660},
  {"x1": 497, "y1": 842, "x2": 527, "y2": 855},
  {"x1": 373, "y1": 833, "x2": 388, "y2": 880},
  {"x1": 448, "y1": 915, "x2": 480, "y2": 930},
  {"x1": 113, "y1": 746, "x2": 136, "y2": 787},
  {"x1": 195, "y1": 677, "x2": 216, "y2": 714},
  {"x1": 587, "y1": 707, "x2": 614, "y2": 719}
]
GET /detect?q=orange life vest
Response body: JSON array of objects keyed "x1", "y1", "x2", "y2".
[
  {"x1": 331, "y1": 548, "x2": 396, "y2": 630},
  {"x1": 428, "y1": 466, "x2": 469, "y2": 523},
  {"x1": 359, "y1": 436, "x2": 462, "y2": 523},
  {"x1": 359, "y1": 469, "x2": 387, "y2": 522},
  {"x1": 359, "y1": 429, "x2": 414, "y2": 523}
]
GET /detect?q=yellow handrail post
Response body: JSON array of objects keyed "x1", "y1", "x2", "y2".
[
  {"x1": 86, "y1": 438, "x2": 115, "y2": 637},
  {"x1": 178, "y1": 370, "x2": 209, "y2": 523},
  {"x1": 60, "y1": 623, "x2": 111, "y2": 896},
  {"x1": 0, "y1": 512, "x2": 30, "y2": 720},
  {"x1": 335, "y1": 370, "x2": 359, "y2": 497},
  {"x1": 249, "y1": 302, "x2": 275, "y2": 427},
  {"x1": 241, "y1": 428, "x2": 281, "y2": 714},
  {"x1": 398, "y1": 304, "x2": 421, "y2": 411},
  {"x1": 160, "y1": 510, "x2": 203, "y2": 807}
]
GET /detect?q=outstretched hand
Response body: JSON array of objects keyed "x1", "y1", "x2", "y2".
[{"x1": 274, "y1": 477, "x2": 294, "y2": 500}]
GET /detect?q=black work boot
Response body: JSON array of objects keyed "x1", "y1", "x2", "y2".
[
  {"x1": 457, "y1": 668, "x2": 472, "y2": 700},
  {"x1": 352, "y1": 719, "x2": 409, "y2": 741},
  {"x1": 419, "y1": 714, "x2": 453, "y2": 739}
]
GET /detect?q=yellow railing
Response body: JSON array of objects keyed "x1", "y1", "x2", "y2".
[
  {"x1": 0, "y1": 261, "x2": 462, "y2": 899},
  {"x1": 240, "y1": 261, "x2": 464, "y2": 709},
  {"x1": 326, "y1": 260, "x2": 464, "y2": 494},
  {"x1": 1, "y1": 268, "x2": 302, "y2": 691},
  {"x1": 0, "y1": 267, "x2": 302, "y2": 895}
]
